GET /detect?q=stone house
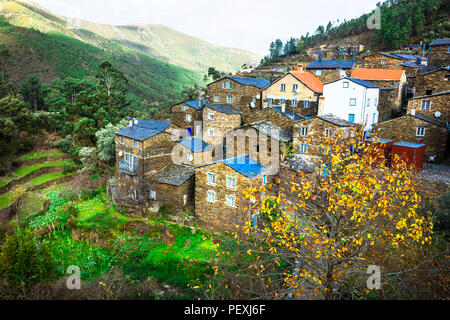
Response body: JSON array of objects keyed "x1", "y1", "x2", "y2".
[
  {"x1": 206, "y1": 76, "x2": 270, "y2": 123},
  {"x1": 251, "y1": 103, "x2": 304, "y2": 132},
  {"x1": 113, "y1": 120, "x2": 178, "y2": 203},
  {"x1": 408, "y1": 66, "x2": 450, "y2": 97},
  {"x1": 429, "y1": 39, "x2": 450, "y2": 67},
  {"x1": 305, "y1": 60, "x2": 355, "y2": 84},
  {"x1": 406, "y1": 91, "x2": 450, "y2": 124},
  {"x1": 202, "y1": 104, "x2": 242, "y2": 147},
  {"x1": 350, "y1": 68, "x2": 407, "y2": 121},
  {"x1": 400, "y1": 61, "x2": 422, "y2": 76},
  {"x1": 261, "y1": 71, "x2": 324, "y2": 118},
  {"x1": 293, "y1": 114, "x2": 359, "y2": 155},
  {"x1": 148, "y1": 164, "x2": 195, "y2": 213},
  {"x1": 171, "y1": 100, "x2": 206, "y2": 136},
  {"x1": 194, "y1": 155, "x2": 268, "y2": 233},
  {"x1": 321, "y1": 77, "x2": 380, "y2": 133},
  {"x1": 174, "y1": 137, "x2": 213, "y2": 166},
  {"x1": 363, "y1": 52, "x2": 405, "y2": 69},
  {"x1": 373, "y1": 112, "x2": 449, "y2": 158},
  {"x1": 227, "y1": 120, "x2": 293, "y2": 168}
]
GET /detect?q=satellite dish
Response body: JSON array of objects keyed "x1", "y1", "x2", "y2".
[
  {"x1": 256, "y1": 95, "x2": 260, "y2": 99},
  {"x1": 133, "y1": 119, "x2": 138, "y2": 125},
  {"x1": 118, "y1": 151, "x2": 123, "y2": 157},
  {"x1": 435, "y1": 111, "x2": 441, "y2": 118},
  {"x1": 250, "y1": 102, "x2": 255, "y2": 108}
]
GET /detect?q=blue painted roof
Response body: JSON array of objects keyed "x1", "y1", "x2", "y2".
[
  {"x1": 366, "y1": 138, "x2": 393, "y2": 143},
  {"x1": 394, "y1": 142, "x2": 425, "y2": 148},
  {"x1": 184, "y1": 100, "x2": 206, "y2": 110},
  {"x1": 228, "y1": 77, "x2": 271, "y2": 89},
  {"x1": 429, "y1": 39, "x2": 450, "y2": 46},
  {"x1": 179, "y1": 137, "x2": 212, "y2": 153},
  {"x1": 223, "y1": 155, "x2": 266, "y2": 178},
  {"x1": 306, "y1": 60, "x2": 354, "y2": 69},
  {"x1": 208, "y1": 104, "x2": 241, "y2": 115},
  {"x1": 394, "y1": 54, "x2": 422, "y2": 61},
  {"x1": 379, "y1": 52, "x2": 403, "y2": 59},
  {"x1": 271, "y1": 106, "x2": 304, "y2": 122},
  {"x1": 115, "y1": 120, "x2": 170, "y2": 141},
  {"x1": 402, "y1": 61, "x2": 422, "y2": 68},
  {"x1": 345, "y1": 77, "x2": 380, "y2": 88}
]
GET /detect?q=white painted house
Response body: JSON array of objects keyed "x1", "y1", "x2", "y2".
[{"x1": 321, "y1": 78, "x2": 380, "y2": 133}]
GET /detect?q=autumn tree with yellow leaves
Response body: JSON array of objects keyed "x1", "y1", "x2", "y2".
[{"x1": 199, "y1": 129, "x2": 447, "y2": 300}]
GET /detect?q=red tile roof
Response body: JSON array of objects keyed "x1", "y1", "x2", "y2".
[
  {"x1": 290, "y1": 71, "x2": 324, "y2": 93},
  {"x1": 350, "y1": 68, "x2": 405, "y2": 81}
]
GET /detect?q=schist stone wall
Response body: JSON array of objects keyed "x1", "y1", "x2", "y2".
[
  {"x1": 408, "y1": 69, "x2": 450, "y2": 97},
  {"x1": 407, "y1": 92, "x2": 450, "y2": 123},
  {"x1": 171, "y1": 102, "x2": 203, "y2": 133},
  {"x1": 306, "y1": 69, "x2": 350, "y2": 84},
  {"x1": 429, "y1": 45, "x2": 450, "y2": 67},
  {"x1": 363, "y1": 54, "x2": 403, "y2": 69},
  {"x1": 202, "y1": 106, "x2": 242, "y2": 146},
  {"x1": 373, "y1": 115, "x2": 448, "y2": 157},
  {"x1": 195, "y1": 163, "x2": 265, "y2": 233}
]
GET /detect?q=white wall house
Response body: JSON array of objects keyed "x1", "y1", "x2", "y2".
[{"x1": 321, "y1": 78, "x2": 380, "y2": 133}]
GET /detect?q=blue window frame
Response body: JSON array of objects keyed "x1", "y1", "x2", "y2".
[
  {"x1": 133, "y1": 139, "x2": 138, "y2": 147},
  {"x1": 120, "y1": 136, "x2": 124, "y2": 144},
  {"x1": 350, "y1": 98, "x2": 356, "y2": 106}
]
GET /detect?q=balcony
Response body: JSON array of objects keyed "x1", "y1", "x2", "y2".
[{"x1": 119, "y1": 161, "x2": 138, "y2": 174}]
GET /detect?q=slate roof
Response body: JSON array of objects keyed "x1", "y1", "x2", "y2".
[
  {"x1": 379, "y1": 52, "x2": 403, "y2": 60},
  {"x1": 270, "y1": 106, "x2": 304, "y2": 122},
  {"x1": 410, "y1": 113, "x2": 448, "y2": 129},
  {"x1": 208, "y1": 104, "x2": 241, "y2": 115},
  {"x1": 429, "y1": 39, "x2": 450, "y2": 46},
  {"x1": 414, "y1": 66, "x2": 449, "y2": 76},
  {"x1": 178, "y1": 137, "x2": 213, "y2": 153},
  {"x1": 281, "y1": 154, "x2": 319, "y2": 173},
  {"x1": 394, "y1": 54, "x2": 425, "y2": 61},
  {"x1": 408, "y1": 90, "x2": 450, "y2": 100},
  {"x1": 402, "y1": 61, "x2": 422, "y2": 68},
  {"x1": 115, "y1": 120, "x2": 171, "y2": 141},
  {"x1": 228, "y1": 77, "x2": 271, "y2": 89},
  {"x1": 393, "y1": 142, "x2": 425, "y2": 148},
  {"x1": 305, "y1": 60, "x2": 355, "y2": 69},
  {"x1": 151, "y1": 164, "x2": 195, "y2": 186},
  {"x1": 242, "y1": 121, "x2": 293, "y2": 142},
  {"x1": 222, "y1": 155, "x2": 266, "y2": 178},
  {"x1": 317, "y1": 114, "x2": 358, "y2": 127},
  {"x1": 350, "y1": 68, "x2": 405, "y2": 81},
  {"x1": 344, "y1": 77, "x2": 380, "y2": 88},
  {"x1": 184, "y1": 100, "x2": 206, "y2": 110},
  {"x1": 289, "y1": 71, "x2": 324, "y2": 93}
]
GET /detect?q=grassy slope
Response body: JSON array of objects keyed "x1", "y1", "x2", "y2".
[
  {"x1": 0, "y1": 2, "x2": 204, "y2": 104},
  {"x1": 18, "y1": 149, "x2": 64, "y2": 161}
]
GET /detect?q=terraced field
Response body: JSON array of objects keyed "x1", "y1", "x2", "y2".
[{"x1": 0, "y1": 149, "x2": 75, "y2": 217}]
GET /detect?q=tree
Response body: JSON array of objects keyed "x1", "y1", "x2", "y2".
[
  {"x1": 95, "y1": 119, "x2": 128, "y2": 166},
  {"x1": 181, "y1": 85, "x2": 200, "y2": 101},
  {"x1": 20, "y1": 75, "x2": 42, "y2": 113},
  {"x1": 0, "y1": 74, "x2": 17, "y2": 99},
  {"x1": 207, "y1": 67, "x2": 222, "y2": 81},
  {"x1": 0, "y1": 227, "x2": 56, "y2": 286},
  {"x1": 96, "y1": 61, "x2": 128, "y2": 105},
  {"x1": 203, "y1": 130, "x2": 439, "y2": 299}
]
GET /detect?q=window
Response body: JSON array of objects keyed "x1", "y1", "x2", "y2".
[
  {"x1": 292, "y1": 84, "x2": 298, "y2": 92},
  {"x1": 304, "y1": 100, "x2": 310, "y2": 108},
  {"x1": 227, "y1": 176, "x2": 237, "y2": 189},
  {"x1": 421, "y1": 100, "x2": 431, "y2": 110},
  {"x1": 185, "y1": 114, "x2": 191, "y2": 122},
  {"x1": 348, "y1": 114, "x2": 355, "y2": 122},
  {"x1": 339, "y1": 70, "x2": 346, "y2": 78},
  {"x1": 182, "y1": 104, "x2": 187, "y2": 111},
  {"x1": 195, "y1": 125, "x2": 202, "y2": 135},
  {"x1": 280, "y1": 84, "x2": 286, "y2": 92},
  {"x1": 299, "y1": 126, "x2": 308, "y2": 137},
  {"x1": 416, "y1": 126, "x2": 426, "y2": 137},
  {"x1": 208, "y1": 112, "x2": 214, "y2": 120},
  {"x1": 120, "y1": 136, "x2": 124, "y2": 144},
  {"x1": 426, "y1": 89, "x2": 432, "y2": 95},
  {"x1": 133, "y1": 139, "x2": 138, "y2": 148},
  {"x1": 447, "y1": 46, "x2": 450, "y2": 54},
  {"x1": 227, "y1": 95, "x2": 233, "y2": 103},
  {"x1": 367, "y1": 98, "x2": 371, "y2": 107},
  {"x1": 324, "y1": 128, "x2": 332, "y2": 137},
  {"x1": 222, "y1": 81, "x2": 232, "y2": 89},
  {"x1": 374, "y1": 98, "x2": 378, "y2": 106},
  {"x1": 372, "y1": 113, "x2": 376, "y2": 125},
  {"x1": 262, "y1": 176, "x2": 267, "y2": 185},
  {"x1": 343, "y1": 81, "x2": 349, "y2": 88},
  {"x1": 381, "y1": 59, "x2": 386, "y2": 65},
  {"x1": 315, "y1": 70, "x2": 322, "y2": 76},
  {"x1": 350, "y1": 98, "x2": 356, "y2": 106},
  {"x1": 214, "y1": 94, "x2": 220, "y2": 102},
  {"x1": 187, "y1": 152, "x2": 193, "y2": 161},
  {"x1": 150, "y1": 190, "x2": 156, "y2": 200},
  {"x1": 208, "y1": 128, "x2": 215, "y2": 137},
  {"x1": 207, "y1": 173, "x2": 216, "y2": 185},
  {"x1": 299, "y1": 144, "x2": 308, "y2": 153},
  {"x1": 291, "y1": 99, "x2": 297, "y2": 107},
  {"x1": 226, "y1": 195, "x2": 236, "y2": 207},
  {"x1": 207, "y1": 191, "x2": 216, "y2": 203}
]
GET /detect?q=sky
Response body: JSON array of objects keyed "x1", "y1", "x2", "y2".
[{"x1": 32, "y1": 0, "x2": 381, "y2": 56}]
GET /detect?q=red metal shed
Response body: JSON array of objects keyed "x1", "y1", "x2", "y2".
[
  {"x1": 365, "y1": 138, "x2": 394, "y2": 166},
  {"x1": 392, "y1": 142, "x2": 426, "y2": 172}
]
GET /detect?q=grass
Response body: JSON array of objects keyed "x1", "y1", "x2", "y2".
[
  {"x1": 28, "y1": 171, "x2": 73, "y2": 186},
  {"x1": 0, "y1": 191, "x2": 14, "y2": 210},
  {"x1": 18, "y1": 149, "x2": 64, "y2": 161},
  {"x1": 13, "y1": 160, "x2": 69, "y2": 178}
]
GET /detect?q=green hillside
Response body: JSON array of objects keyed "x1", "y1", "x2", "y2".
[{"x1": 1, "y1": 0, "x2": 260, "y2": 73}]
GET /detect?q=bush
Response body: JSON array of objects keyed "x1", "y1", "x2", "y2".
[{"x1": 63, "y1": 162, "x2": 78, "y2": 174}]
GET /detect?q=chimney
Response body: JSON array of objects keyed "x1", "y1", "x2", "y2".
[
  {"x1": 281, "y1": 100, "x2": 286, "y2": 113},
  {"x1": 129, "y1": 118, "x2": 133, "y2": 127},
  {"x1": 318, "y1": 96, "x2": 325, "y2": 115},
  {"x1": 411, "y1": 106, "x2": 416, "y2": 116},
  {"x1": 198, "y1": 89, "x2": 205, "y2": 109}
]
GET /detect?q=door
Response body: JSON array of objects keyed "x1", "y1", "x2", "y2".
[
  {"x1": 348, "y1": 114, "x2": 355, "y2": 122},
  {"x1": 187, "y1": 127, "x2": 192, "y2": 136}
]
